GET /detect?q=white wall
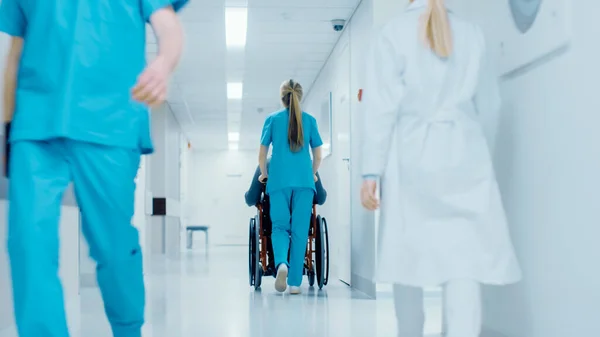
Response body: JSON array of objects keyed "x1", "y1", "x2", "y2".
[
  {"x1": 148, "y1": 104, "x2": 183, "y2": 257},
  {"x1": 134, "y1": 156, "x2": 150, "y2": 269},
  {"x1": 302, "y1": 0, "x2": 412, "y2": 297},
  {"x1": 150, "y1": 104, "x2": 182, "y2": 201},
  {"x1": 179, "y1": 135, "x2": 191, "y2": 229},
  {"x1": 188, "y1": 150, "x2": 257, "y2": 246},
  {"x1": 302, "y1": 0, "x2": 378, "y2": 296},
  {"x1": 455, "y1": 2, "x2": 600, "y2": 337},
  {"x1": 303, "y1": 2, "x2": 356, "y2": 288}
]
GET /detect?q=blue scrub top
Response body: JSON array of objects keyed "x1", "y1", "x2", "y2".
[
  {"x1": 0, "y1": 0, "x2": 189, "y2": 154},
  {"x1": 260, "y1": 109, "x2": 323, "y2": 194}
]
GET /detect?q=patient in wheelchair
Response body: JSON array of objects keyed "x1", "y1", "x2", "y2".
[
  {"x1": 245, "y1": 159, "x2": 327, "y2": 273},
  {"x1": 245, "y1": 159, "x2": 327, "y2": 207}
]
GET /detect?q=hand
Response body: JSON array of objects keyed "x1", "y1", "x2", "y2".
[
  {"x1": 314, "y1": 174, "x2": 318, "y2": 182},
  {"x1": 258, "y1": 174, "x2": 268, "y2": 183},
  {"x1": 132, "y1": 56, "x2": 171, "y2": 107},
  {"x1": 360, "y1": 179, "x2": 379, "y2": 211}
]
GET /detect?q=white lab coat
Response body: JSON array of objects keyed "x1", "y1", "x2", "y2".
[{"x1": 362, "y1": 0, "x2": 522, "y2": 287}]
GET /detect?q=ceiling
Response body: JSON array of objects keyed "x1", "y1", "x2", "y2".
[{"x1": 147, "y1": 0, "x2": 360, "y2": 151}]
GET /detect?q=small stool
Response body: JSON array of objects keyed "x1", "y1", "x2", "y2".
[{"x1": 186, "y1": 225, "x2": 210, "y2": 250}]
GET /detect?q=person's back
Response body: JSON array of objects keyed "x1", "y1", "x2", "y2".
[
  {"x1": 266, "y1": 110, "x2": 319, "y2": 194},
  {"x1": 370, "y1": 3, "x2": 496, "y2": 125},
  {"x1": 0, "y1": 1, "x2": 188, "y2": 152},
  {"x1": 360, "y1": 1, "x2": 521, "y2": 337},
  {"x1": 362, "y1": 0, "x2": 501, "y2": 192}
]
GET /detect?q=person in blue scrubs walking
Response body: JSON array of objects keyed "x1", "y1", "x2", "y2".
[
  {"x1": 0, "y1": 1, "x2": 188, "y2": 336},
  {"x1": 258, "y1": 79, "x2": 323, "y2": 295}
]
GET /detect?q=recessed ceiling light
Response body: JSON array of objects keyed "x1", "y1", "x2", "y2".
[
  {"x1": 227, "y1": 82, "x2": 243, "y2": 99},
  {"x1": 225, "y1": 7, "x2": 248, "y2": 47}
]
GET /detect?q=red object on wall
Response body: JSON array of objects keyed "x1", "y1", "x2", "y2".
[
  {"x1": 187, "y1": 141, "x2": 191, "y2": 149},
  {"x1": 358, "y1": 89, "x2": 363, "y2": 102}
]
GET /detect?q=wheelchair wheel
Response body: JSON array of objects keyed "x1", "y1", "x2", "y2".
[
  {"x1": 253, "y1": 215, "x2": 263, "y2": 290},
  {"x1": 322, "y1": 217, "x2": 330, "y2": 286},
  {"x1": 308, "y1": 266, "x2": 315, "y2": 287},
  {"x1": 315, "y1": 216, "x2": 330, "y2": 289},
  {"x1": 249, "y1": 217, "x2": 256, "y2": 286}
]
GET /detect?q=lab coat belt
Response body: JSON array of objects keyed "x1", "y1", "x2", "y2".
[{"x1": 424, "y1": 108, "x2": 467, "y2": 124}]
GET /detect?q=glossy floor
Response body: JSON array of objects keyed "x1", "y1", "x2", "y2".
[{"x1": 4, "y1": 246, "x2": 444, "y2": 337}]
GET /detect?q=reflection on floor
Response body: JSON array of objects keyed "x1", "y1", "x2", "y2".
[{"x1": 4, "y1": 246, "x2": 443, "y2": 337}]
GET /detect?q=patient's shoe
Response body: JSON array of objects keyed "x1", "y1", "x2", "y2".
[
  {"x1": 289, "y1": 286, "x2": 301, "y2": 295},
  {"x1": 274, "y1": 264, "x2": 288, "y2": 293}
]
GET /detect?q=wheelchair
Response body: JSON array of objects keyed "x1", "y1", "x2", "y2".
[{"x1": 248, "y1": 183, "x2": 329, "y2": 290}]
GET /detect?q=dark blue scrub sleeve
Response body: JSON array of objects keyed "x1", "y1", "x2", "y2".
[
  {"x1": 314, "y1": 172, "x2": 327, "y2": 205},
  {"x1": 245, "y1": 161, "x2": 272, "y2": 206},
  {"x1": 245, "y1": 166, "x2": 262, "y2": 207}
]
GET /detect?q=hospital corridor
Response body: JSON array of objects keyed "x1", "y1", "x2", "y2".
[
  {"x1": 0, "y1": 0, "x2": 599, "y2": 337},
  {"x1": 71, "y1": 247, "x2": 443, "y2": 337}
]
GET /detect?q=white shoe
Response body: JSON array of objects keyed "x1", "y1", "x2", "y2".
[
  {"x1": 289, "y1": 286, "x2": 301, "y2": 295},
  {"x1": 275, "y1": 264, "x2": 288, "y2": 293}
]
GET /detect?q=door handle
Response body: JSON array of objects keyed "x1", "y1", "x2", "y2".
[{"x1": 342, "y1": 158, "x2": 350, "y2": 170}]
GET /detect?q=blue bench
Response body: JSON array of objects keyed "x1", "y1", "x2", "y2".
[{"x1": 186, "y1": 225, "x2": 210, "y2": 250}]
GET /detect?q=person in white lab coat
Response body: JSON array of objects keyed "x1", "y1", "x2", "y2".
[{"x1": 360, "y1": 0, "x2": 522, "y2": 336}]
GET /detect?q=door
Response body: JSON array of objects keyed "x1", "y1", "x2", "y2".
[{"x1": 333, "y1": 39, "x2": 352, "y2": 285}]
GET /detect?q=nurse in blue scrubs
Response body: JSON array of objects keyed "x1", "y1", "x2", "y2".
[
  {"x1": 0, "y1": 1, "x2": 187, "y2": 336},
  {"x1": 258, "y1": 79, "x2": 323, "y2": 295}
]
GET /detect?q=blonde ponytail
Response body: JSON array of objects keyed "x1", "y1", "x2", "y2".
[
  {"x1": 280, "y1": 79, "x2": 304, "y2": 152},
  {"x1": 420, "y1": 0, "x2": 453, "y2": 58}
]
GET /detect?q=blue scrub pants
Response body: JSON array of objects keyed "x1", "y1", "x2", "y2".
[
  {"x1": 7, "y1": 139, "x2": 144, "y2": 337},
  {"x1": 269, "y1": 187, "x2": 314, "y2": 287}
]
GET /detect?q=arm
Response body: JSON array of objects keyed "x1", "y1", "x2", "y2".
[
  {"x1": 244, "y1": 165, "x2": 262, "y2": 207},
  {"x1": 3, "y1": 37, "x2": 23, "y2": 122},
  {"x1": 259, "y1": 116, "x2": 272, "y2": 177},
  {"x1": 2, "y1": 38, "x2": 22, "y2": 177},
  {"x1": 258, "y1": 146, "x2": 268, "y2": 178},
  {"x1": 0, "y1": 0, "x2": 27, "y2": 178},
  {"x1": 0, "y1": 0, "x2": 27, "y2": 122},
  {"x1": 361, "y1": 28, "x2": 405, "y2": 180},
  {"x1": 310, "y1": 117, "x2": 324, "y2": 174},
  {"x1": 149, "y1": 5, "x2": 185, "y2": 73},
  {"x1": 312, "y1": 146, "x2": 322, "y2": 175},
  {"x1": 314, "y1": 171, "x2": 327, "y2": 205},
  {"x1": 134, "y1": 1, "x2": 187, "y2": 106}
]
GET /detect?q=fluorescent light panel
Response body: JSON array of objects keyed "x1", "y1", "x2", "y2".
[
  {"x1": 225, "y1": 7, "x2": 248, "y2": 47},
  {"x1": 227, "y1": 82, "x2": 243, "y2": 99},
  {"x1": 228, "y1": 132, "x2": 240, "y2": 141}
]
